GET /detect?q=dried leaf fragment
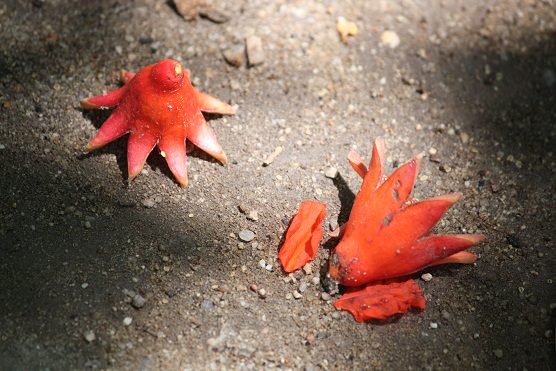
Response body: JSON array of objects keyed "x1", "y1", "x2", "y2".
[
  {"x1": 278, "y1": 201, "x2": 327, "y2": 272},
  {"x1": 334, "y1": 278, "x2": 426, "y2": 321}
]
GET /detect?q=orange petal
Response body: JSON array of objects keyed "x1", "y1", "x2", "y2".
[
  {"x1": 278, "y1": 201, "x2": 327, "y2": 272},
  {"x1": 365, "y1": 136, "x2": 385, "y2": 190},
  {"x1": 334, "y1": 278, "x2": 426, "y2": 321}
]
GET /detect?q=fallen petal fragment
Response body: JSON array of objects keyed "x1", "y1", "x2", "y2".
[{"x1": 278, "y1": 201, "x2": 327, "y2": 273}]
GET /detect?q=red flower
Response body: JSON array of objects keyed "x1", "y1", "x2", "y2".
[
  {"x1": 81, "y1": 59, "x2": 235, "y2": 187},
  {"x1": 329, "y1": 137, "x2": 484, "y2": 287},
  {"x1": 278, "y1": 201, "x2": 327, "y2": 272}
]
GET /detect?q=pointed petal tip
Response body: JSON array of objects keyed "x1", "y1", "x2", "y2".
[
  {"x1": 80, "y1": 98, "x2": 99, "y2": 109},
  {"x1": 430, "y1": 192, "x2": 463, "y2": 204}
]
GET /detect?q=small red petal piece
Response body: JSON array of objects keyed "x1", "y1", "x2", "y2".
[
  {"x1": 278, "y1": 201, "x2": 327, "y2": 273},
  {"x1": 334, "y1": 278, "x2": 426, "y2": 322},
  {"x1": 81, "y1": 59, "x2": 235, "y2": 187}
]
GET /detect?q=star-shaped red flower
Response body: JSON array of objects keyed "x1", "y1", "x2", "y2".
[{"x1": 81, "y1": 59, "x2": 235, "y2": 187}]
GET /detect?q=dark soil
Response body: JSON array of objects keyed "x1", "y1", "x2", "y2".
[{"x1": 1, "y1": 0, "x2": 555, "y2": 369}]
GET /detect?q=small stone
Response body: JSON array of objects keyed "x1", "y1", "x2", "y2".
[
  {"x1": 430, "y1": 322, "x2": 438, "y2": 329},
  {"x1": 298, "y1": 282, "x2": 308, "y2": 293},
  {"x1": 84, "y1": 221, "x2": 91, "y2": 229},
  {"x1": 440, "y1": 164, "x2": 452, "y2": 173},
  {"x1": 132, "y1": 294, "x2": 146, "y2": 308},
  {"x1": 428, "y1": 147, "x2": 438, "y2": 155},
  {"x1": 81, "y1": 283, "x2": 89, "y2": 289},
  {"x1": 247, "y1": 210, "x2": 259, "y2": 221},
  {"x1": 258, "y1": 259, "x2": 266, "y2": 269},
  {"x1": 544, "y1": 329, "x2": 553, "y2": 339},
  {"x1": 123, "y1": 317, "x2": 133, "y2": 326},
  {"x1": 493, "y1": 349, "x2": 503, "y2": 358},
  {"x1": 246, "y1": 35, "x2": 265, "y2": 66},
  {"x1": 293, "y1": 290, "x2": 302, "y2": 299},
  {"x1": 142, "y1": 199, "x2": 155, "y2": 208},
  {"x1": 421, "y1": 273, "x2": 433, "y2": 282},
  {"x1": 321, "y1": 292, "x2": 331, "y2": 301},
  {"x1": 199, "y1": 7, "x2": 230, "y2": 23},
  {"x1": 337, "y1": 17, "x2": 358, "y2": 44},
  {"x1": 460, "y1": 132, "x2": 470, "y2": 144},
  {"x1": 527, "y1": 294, "x2": 538, "y2": 304},
  {"x1": 84, "y1": 331, "x2": 95, "y2": 343},
  {"x1": 257, "y1": 288, "x2": 267, "y2": 299},
  {"x1": 239, "y1": 230, "x2": 255, "y2": 242},
  {"x1": 222, "y1": 45, "x2": 245, "y2": 67},
  {"x1": 380, "y1": 30, "x2": 400, "y2": 48},
  {"x1": 302, "y1": 263, "x2": 313, "y2": 275},
  {"x1": 441, "y1": 310, "x2": 451, "y2": 320},
  {"x1": 325, "y1": 167, "x2": 338, "y2": 179}
]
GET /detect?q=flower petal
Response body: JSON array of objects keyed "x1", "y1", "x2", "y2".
[
  {"x1": 278, "y1": 201, "x2": 327, "y2": 272},
  {"x1": 334, "y1": 278, "x2": 426, "y2": 321}
]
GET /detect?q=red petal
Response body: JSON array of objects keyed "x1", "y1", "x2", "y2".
[
  {"x1": 278, "y1": 201, "x2": 327, "y2": 272},
  {"x1": 127, "y1": 129, "x2": 158, "y2": 182},
  {"x1": 372, "y1": 193, "x2": 462, "y2": 252},
  {"x1": 186, "y1": 110, "x2": 227, "y2": 164},
  {"x1": 365, "y1": 136, "x2": 385, "y2": 190},
  {"x1": 120, "y1": 70, "x2": 136, "y2": 84},
  {"x1": 195, "y1": 89, "x2": 236, "y2": 115},
  {"x1": 348, "y1": 151, "x2": 367, "y2": 179},
  {"x1": 85, "y1": 108, "x2": 130, "y2": 152},
  {"x1": 334, "y1": 278, "x2": 426, "y2": 321},
  {"x1": 80, "y1": 85, "x2": 126, "y2": 109},
  {"x1": 158, "y1": 135, "x2": 188, "y2": 187}
]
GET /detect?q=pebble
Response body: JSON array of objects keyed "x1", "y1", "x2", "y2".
[
  {"x1": 325, "y1": 167, "x2": 338, "y2": 179},
  {"x1": 380, "y1": 30, "x2": 400, "y2": 48},
  {"x1": 84, "y1": 221, "x2": 91, "y2": 229},
  {"x1": 123, "y1": 317, "x2": 133, "y2": 326},
  {"x1": 441, "y1": 310, "x2": 451, "y2": 320},
  {"x1": 298, "y1": 282, "x2": 308, "y2": 293},
  {"x1": 246, "y1": 35, "x2": 265, "y2": 66},
  {"x1": 460, "y1": 132, "x2": 470, "y2": 144},
  {"x1": 257, "y1": 288, "x2": 267, "y2": 299},
  {"x1": 258, "y1": 259, "x2": 266, "y2": 269},
  {"x1": 132, "y1": 294, "x2": 146, "y2": 308},
  {"x1": 303, "y1": 263, "x2": 313, "y2": 275},
  {"x1": 440, "y1": 164, "x2": 452, "y2": 173},
  {"x1": 337, "y1": 17, "x2": 358, "y2": 44},
  {"x1": 222, "y1": 45, "x2": 245, "y2": 67},
  {"x1": 428, "y1": 147, "x2": 438, "y2": 155},
  {"x1": 293, "y1": 290, "x2": 302, "y2": 299},
  {"x1": 83, "y1": 331, "x2": 95, "y2": 343},
  {"x1": 493, "y1": 349, "x2": 503, "y2": 358},
  {"x1": 430, "y1": 322, "x2": 438, "y2": 329},
  {"x1": 239, "y1": 230, "x2": 255, "y2": 242},
  {"x1": 142, "y1": 199, "x2": 155, "y2": 208},
  {"x1": 321, "y1": 292, "x2": 331, "y2": 301},
  {"x1": 247, "y1": 210, "x2": 259, "y2": 221},
  {"x1": 81, "y1": 283, "x2": 89, "y2": 289},
  {"x1": 421, "y1": 273, "x2": 433, "y2": 282}
]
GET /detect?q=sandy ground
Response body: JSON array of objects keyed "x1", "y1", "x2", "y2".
[{"x1": 1, "y1": 0, "x2": 555, "y2": 369}]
